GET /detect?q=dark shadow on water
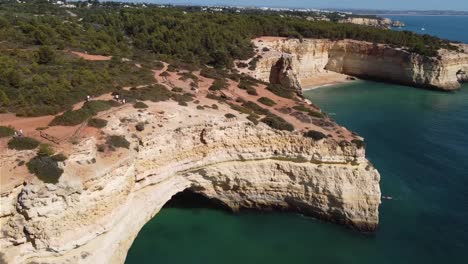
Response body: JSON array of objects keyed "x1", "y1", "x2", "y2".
[{"x1": 163, "y1": 190, "x2": 232, "y2": 211}]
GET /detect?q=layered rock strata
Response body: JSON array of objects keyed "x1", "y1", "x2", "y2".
[
  {"x1": 252, "y1": 38, "x2": 468, "y2": 91},
  {"x1": 0, "y1": 102, "x2": 381, "y2": 263}
]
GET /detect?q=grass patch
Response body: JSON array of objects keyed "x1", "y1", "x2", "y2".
[
  {"x1": 8, "y1": 137, "x2": 40, "y2": 150},
  {"x1": 258, "y1": 97, "x2": 276, "y2": 106},
  {"x1": 0, "y1": 126, "x2": 15, "y2": 138},
  {"x1": 88, "y1": 118, "x2": 108, "y2": 128}
]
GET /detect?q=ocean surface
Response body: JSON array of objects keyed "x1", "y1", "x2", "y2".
[
  {"x1": 125, "y1": 17, "x2": 468, "y2": 263},
  {"x1": 386, "y1": 15, "x2": 468, "y2": 43}
]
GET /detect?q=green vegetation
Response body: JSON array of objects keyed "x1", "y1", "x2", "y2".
[
  {"x1": 7, "y1": 137, "x2": 40, "y2": 150},
  {"x1": 209, "y1": 79, "x2": 228, "y2": 91},
  {"x1": 0, "y1": 1, "x2": 457, "y2": 116},
  {"x1": 120, "y1": 84, "x2": 172, "y2": 102},
  {"x1": 261, "y1": 115, "x2": 294, "y2": 131},
  {"x1": 0, "y1": 126, "x2": 15, "y2": 138},
  {"x1": 27, "y1": 156, "x2": 63, "y2": 184},
  {"x1": 50, "y1": 109, "x2": 92, "y2": 126},
  {"x1": 304, "y1": 130, "x2": 327, "y2": 140},
  {"x1": 242, "y1": 101, "x2": 270, "y2": 115},
  {"x1": 293, "y1": 105, "x2": 325, "y2": 118},
  {"x1": 37, "y1": 143, "x2": 55, "y2": 156},
  {"x1": 225, "y1": 113, "x2": 236, "y2": 118},
  {"x1": 107, "y1": 135, "x2": 130, "y2": 149},
  {"x1": 88, "y1": 118, "x2": 108, "y2": 128},
  {"x1": 247, "y1": 114, "x2": 260, "y2": 125},
  {"x1": 267, "y1": 84, "x2": 296, "y2": 99},
  {"x1": 258, "y1": 97, "x2": 277, "y2": 106},
  {"x1": 133, "y1": 101, "x2": 149, "y2": 109},
  {"x1": 352, "y1": 139, "x2": 366, "y2": 149}
]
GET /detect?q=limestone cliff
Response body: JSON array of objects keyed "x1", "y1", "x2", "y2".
[
  {"x1": 0, "y1": 102, "x2": 380, "y2": 264},
  {"x1": 338, "y1": 17, "x2": 392, "y2": 29},
  {"x1": 252, "y1": 38, "x2": 468, "y2": 91}
]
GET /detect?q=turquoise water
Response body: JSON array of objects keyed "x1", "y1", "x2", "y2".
[
  {"x1": 126, "y1": 82, "x2": 468, "y2": 263},
  {"x1": 126, "y1": 16, "x2": 468, "y2": 263}
]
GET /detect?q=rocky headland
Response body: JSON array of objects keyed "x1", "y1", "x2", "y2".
[
  {"x1": 248, "y1": 37, "x2": 468, "y2": 92},
  {"x1": 0, "y1": 100, "x2": 380, "y2": 263}
]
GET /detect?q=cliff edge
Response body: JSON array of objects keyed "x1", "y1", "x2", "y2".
[
  {"x1": 248, "y1": 38, "x2": 468, "y2": 91},
  {"x1": 0, "y1": 100, "x2": 380, "y2": 264}
]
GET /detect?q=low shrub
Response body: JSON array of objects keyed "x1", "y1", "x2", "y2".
[
  {"x1": 196, "y1": 105, "x2": 204, "y2": 110},
  {"x1": 8, "y1": 137, "x2": 40, "y2": 150},
  {"x1": 261, "y1": 115, "x2": 294, "y2": 131},
  {"x1": 135, "y1": 122, "x2": 145, "y2": 131},
  {"x1": 304, "y1": 130, "x2": 327, "y2": 141},
  {"x1": 267, "y1": 84, "x2": 295, "y2": 99},
  {"x1": 37, "y1": 143, "x2": 55, "y2": 157},
  {"x1": 133, "y1": 101, "x2": 149, "y2": 109},
  {"x1": 236, "y1": 62, "x2": 248, "y2": 68},
  {"x1": 82, "y1": 100, "x2": 112, "y2": 115},
  {"x1": 225, "y1": 113, "x2": 236, "y2": 118},
  {"x1": 0, "y1": 126, "x2": 15, "y2": 138},
  {"x1": 51, "y1": 153, "x2": 67, "y2": 162},
  {"x1": 242, "y1": 101, "x2": 270, "y2": 115},
  {"x1": 171, "y1": 87, "x2": 184, "y2": 93},
  {"x1": 352, "y1": 139, "x2": 366, "y2": 149},
  {"x1": 247, "y1": 87, "x2": 258, "y2": 95},
  {"x1": 172, "y1": 93, "x2": 194, "y2": 104},
  {"x1": 258, "y1": 97, "x2": 276, "y2": 106},
  {"x1": 88, "y1": 118, "x2": 108, "y2": 128},
  {"x1": 247, "y1": 114, "x2": 259, "y2": 125},
  {"x1": 178, "y1": 72, "x2": 199, "y2": 82},
  {"x1": 211, "y1": 104, "x2": 218, "y2": 110},
  {"x1": 209, "y1": 79, "x2": 228, "y2": 91},
  {"x1": 50, "y1": 108, "x2": 92, "y2": 126},
  {"x1": 107, "y1": 135, "x2": 130, "y2": 149},
  {"x1": 293, "y1": 105, "x2": 324, "y2": 118},
  {"x1": 27, "y1": 156, "x2": 63, "y2": 184}
]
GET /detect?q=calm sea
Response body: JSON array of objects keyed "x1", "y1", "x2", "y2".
[{"x1": 125, "y1": 16, "x2": 468, "y2": 263}]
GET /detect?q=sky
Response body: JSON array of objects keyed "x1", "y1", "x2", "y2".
[{"x1": 120, "y1": 0, "x2": 468, "y2": 11}]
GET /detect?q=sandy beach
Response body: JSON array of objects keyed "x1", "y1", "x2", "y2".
[{"x1": 301, "y1": 71, "x2": 355, "y2": 91}]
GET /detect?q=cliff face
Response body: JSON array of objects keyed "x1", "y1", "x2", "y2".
[
  {"x1": 253, "y1": 38, "x2": 468, "y2": 91},
  {"x1": 338, "y1": 17, "x2": 392, "y2": 29},
  {"x1": 0, "y1": 102, "x2": 381, "y2": 264}
]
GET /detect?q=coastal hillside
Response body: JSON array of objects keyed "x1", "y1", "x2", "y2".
[
  {"x1": 0, "y1": 0, "x2": 462, "y2": 116},
  {"x1": 0, "y1": 1, "x2": 466, "y2": 263}
]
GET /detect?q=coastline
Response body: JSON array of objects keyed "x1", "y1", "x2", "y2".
[{"x1": 301, "y1": 72, "x2": 356, "y2": 91}]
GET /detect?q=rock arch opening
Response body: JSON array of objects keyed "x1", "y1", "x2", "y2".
[{"x1": 163, "y1": 189, "x2": 232, "y2": 211}]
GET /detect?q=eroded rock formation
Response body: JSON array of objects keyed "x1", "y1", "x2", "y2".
[
  {"x1": 0, "y1": 102, "x2": 380, "y2": 264},
  {"x1": 252, "y1": 38, "x2": 468, "y2": 91}
]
